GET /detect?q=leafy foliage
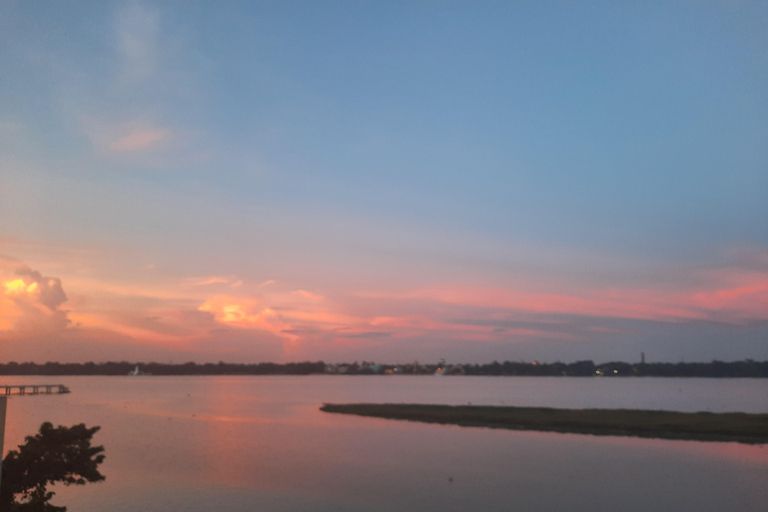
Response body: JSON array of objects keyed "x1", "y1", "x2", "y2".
[{"x1": 1, "y1": 423, "x2": 105, "y2": 512}]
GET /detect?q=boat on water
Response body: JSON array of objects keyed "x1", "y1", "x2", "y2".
[{"x1": 128, "y1": 365, "x2": 150, "y2": 376}]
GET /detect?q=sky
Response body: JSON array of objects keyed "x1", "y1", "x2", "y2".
[{"x1": 1, "y1": 1, "x2": 766, "y2": 364}]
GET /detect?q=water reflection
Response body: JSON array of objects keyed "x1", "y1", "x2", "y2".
[{"x1": 2, "y1": 376, "x2": 766, "y2": 512}]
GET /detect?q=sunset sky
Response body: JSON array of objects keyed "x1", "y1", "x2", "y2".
[{"x1": 1, "y1": 1, "x2": 766, "y2": 364}]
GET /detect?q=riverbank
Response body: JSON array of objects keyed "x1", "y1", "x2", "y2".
[{"x1": 320, "y1": 403, "x2": 768, "y2": 444}]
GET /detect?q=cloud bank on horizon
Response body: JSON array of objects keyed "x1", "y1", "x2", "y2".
[
  {"x1": 0, "y1": 1, "x2": 766, "y2": 363},
  {"x1": 1, "y1": 249, "x2": 766, "y2": 364}
]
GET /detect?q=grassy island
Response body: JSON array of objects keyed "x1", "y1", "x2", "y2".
[{"x1": 320, "y1": 403, "x2": 768, "y2": 444}]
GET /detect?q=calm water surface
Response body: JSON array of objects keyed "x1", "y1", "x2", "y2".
[{"x1": 4, "y1": 376, "x2": 768, "y2": 512}]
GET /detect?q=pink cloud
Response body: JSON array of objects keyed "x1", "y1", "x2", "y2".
[
  {"x1": 358, "y1": 262, "x2": 768, "y2": 325},
  {"x1": 185, "y1": 275, "x2": 238, "y2": 287},
  {"x1": 360, "y1": 285, "x2": 702, "y2": 323},
  {"x1": 293, "y1": 289, "x2": 324, "y2": 301},
  {"x1": 3, "y1": 245, "x2": 766, "y2": 362},
  {"x1": 108, "y1": 128, "x2": 170, "y2": 152},
  {"x1": 691, "y1": 275, "x2": 768, "y2": 320},
  {"x1": 368, "y1": 314, "x2": 571, "y2": 341}
]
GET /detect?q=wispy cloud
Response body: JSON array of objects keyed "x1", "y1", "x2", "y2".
[
  {"x1": 116, "y1": 3, "x2": 160, "y2": 84},
  {"x1": 292, "y1": 289, "x2": 324, "y2": 301},
  {"x1": 339, "y1": 331, "x2": 392, "y2": 339},
  {"x1": 184, "y1": 275, "x2": 239, "y2": 287},
  {"x1": 108, "y1": 127, "x2": 170, "y2": 152}
]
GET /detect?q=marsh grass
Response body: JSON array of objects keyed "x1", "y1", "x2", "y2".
[{"x1": 320, "y1": 403, "x2": 768, "y2": 444}]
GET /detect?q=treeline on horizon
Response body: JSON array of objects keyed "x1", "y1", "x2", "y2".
[
  {"x1": 0, "y1": 361, "x2": 325, "y2": 376},
  {"x1": 1, "y1": 359, "x2": 768, "y2": 377}
]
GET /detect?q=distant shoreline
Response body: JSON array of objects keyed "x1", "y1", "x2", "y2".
[
  {"x1": 2, "y1": 373, "x2": 768, "y2": 378},
  {"x1": 1, "y1": 359, "x2": 767, "y2": 377},
  {"x1": 320, "y1": 403, "x2": 768, "y2": 444}
]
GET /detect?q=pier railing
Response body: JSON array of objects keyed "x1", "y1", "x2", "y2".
[{"x1": 2, "y1": 384, "x2": 70, "y2": 396}]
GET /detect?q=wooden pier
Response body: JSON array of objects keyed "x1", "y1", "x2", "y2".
[
  {"x1": 1, "y1": 384, "x2": 70, "y2": 396},
  {"x1": 1, "y1": 384, "x2": 71, "y2": 488}
]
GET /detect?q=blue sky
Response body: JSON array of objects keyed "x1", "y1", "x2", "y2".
[{"x1": 1, "y1": 1, "x2": 766, "y2": 363}]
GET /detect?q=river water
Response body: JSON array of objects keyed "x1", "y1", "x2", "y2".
[{"x1": 3, "y1": 375, "x2": 767, "y2": 511}]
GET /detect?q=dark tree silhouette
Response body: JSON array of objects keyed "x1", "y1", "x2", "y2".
[{"x1": 0, "y1": 422, "x2": 105, "y2": 512}]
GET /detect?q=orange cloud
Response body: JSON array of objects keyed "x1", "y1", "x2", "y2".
[
  {"x1": 0, "y1": 294, "x2": 22, "y2": 330},
  {"x1": 4, "y1": 279, "x2": 39, "y2": 298},
  {"x1": 198, "y1": 295, "x2": 290, "y2": 335},
  {"x1": 0, "y1": 257, "x2": 70, "y2": 333}
]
